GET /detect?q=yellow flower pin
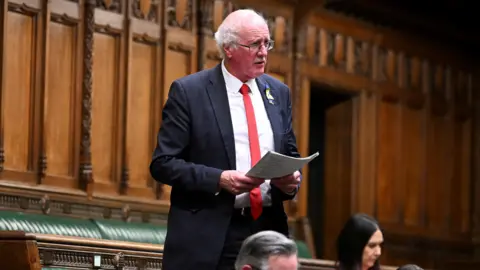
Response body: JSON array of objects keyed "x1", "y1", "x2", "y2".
[{"x1": 266, "y1": 88, "x2": 274, "y2": 100}]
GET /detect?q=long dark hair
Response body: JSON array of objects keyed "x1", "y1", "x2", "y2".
[{"x1": 336, "y1": 213, "x2": 381, "y2": 270}]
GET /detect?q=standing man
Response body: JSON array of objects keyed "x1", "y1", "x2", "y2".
[{"x1": 150, "y1": 9, "x2": 302, "y2": 270}]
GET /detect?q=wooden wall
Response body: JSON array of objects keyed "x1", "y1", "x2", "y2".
[
  {"x1": 296, "y1": 10, "x2": 477, "y2": 268},
  {"x1": 0, "y1": 0, "x2": 478, "y2": 268}
]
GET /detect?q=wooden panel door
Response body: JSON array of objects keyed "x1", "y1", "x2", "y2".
[{"x1": 323, "y1": 98, "x2": 353, "y2": 260}]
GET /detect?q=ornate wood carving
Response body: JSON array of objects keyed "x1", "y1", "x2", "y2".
[
  {"x1": 377, "y1": 47, "x2": 387, "y2": 81},
  {"x1": 0, "y1": 192, "x2": 168, "y2": 224},
  {"x1": 166, "y1": 0, "x2": 193, "y2": 30},
  {"x1": 132, "y1": 0, "x2": 159, "y2": 23},
  {"x1": 39, "y1": 247, "x2": 164, "y2": 269},
  {"x1": 113, "y1": 252, "x2": 125, "y2": 269},
  {"x1": 168, "y1": 41, "x2": 194, "y2": 52},
  {"x1": 354, "y1": 40, "x2": 370, "y2": 77},
  {"x1": 199, "y1": 0, "x2": 214, "y2": 35},
  {"x1": 40, "y1": 195, "x2": 51, "y2": 215},
  {"x1": 122, "y1": 204, "x2": 131, "y2": 222},
  {"x1": 266, "y1": 15, "x2": 289, "y2": 54},
  {"x1": 80, "y1": 0, "x2": 95, "y2": 194},
  {"x1": 96, "y1": 0, "x2": 122, "y2": 13},
  {"x1": 8, "y1": 0, "x2": 42, "y2": 13}
]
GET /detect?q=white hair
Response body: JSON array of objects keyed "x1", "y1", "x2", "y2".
[
  {"x1": 214, "y1": 9, "x2": 268, "y2": 59},
  {"x1": 234, "y1": 231, "x2": 298, "y2": 270}
]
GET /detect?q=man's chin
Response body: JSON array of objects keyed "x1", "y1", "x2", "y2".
[{"x1": 251, "y1": 69, "x2": 265, "y2": 78}]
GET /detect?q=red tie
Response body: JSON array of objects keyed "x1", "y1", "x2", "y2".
[{"x1": 240, "y1": 84, "x2": 263, "y2": 220}]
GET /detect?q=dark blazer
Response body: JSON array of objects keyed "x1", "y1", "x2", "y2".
[{"x1": 150, "y1": 64, "x2": 301, "y2": 270}]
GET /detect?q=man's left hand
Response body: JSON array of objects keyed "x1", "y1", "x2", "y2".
[{"x1": 271, "y1": 171, "x2": 301, "y2": 194}]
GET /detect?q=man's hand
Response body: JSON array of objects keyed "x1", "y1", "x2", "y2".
[
  {"x1": 219, "y1": 171, "x2": 265, "y2": 195},
  {"x1": 271, "y1": 170, "x2": 301, "y2": 194}
]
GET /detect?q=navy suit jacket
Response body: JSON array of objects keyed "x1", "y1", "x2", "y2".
[{"x1": 150, "y1": 64, "x2": 301, "y2": 270}]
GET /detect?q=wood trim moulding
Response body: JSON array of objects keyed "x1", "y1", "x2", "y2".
[
  {"x1": 33, "y1": 233, "x2": 163, "y2": 269},
  {"x1": 35, "y1": 233, "x2": 165, "y2": 251},
  {"x1": 0, "y1": 182, "x2": 170, "y2": 224},
  {"x1": 299, "y1": 258, "x2": 397, "y2": 270}
]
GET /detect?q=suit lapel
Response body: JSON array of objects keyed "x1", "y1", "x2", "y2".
[
  {"x1": 206, "y1": 65, "x2": 236, "y2": 169},
  {"x1": 256, "y1": 76, "x2": 282, "y2": 153}
]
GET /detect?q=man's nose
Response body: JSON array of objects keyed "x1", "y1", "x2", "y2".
[{"x1": 257, "y1": 45, "x2": 268, "y2": 56}]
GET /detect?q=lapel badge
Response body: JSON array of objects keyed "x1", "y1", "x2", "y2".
[{"x1": 265, "y1": 84, "x2": 275, "y2": 105}]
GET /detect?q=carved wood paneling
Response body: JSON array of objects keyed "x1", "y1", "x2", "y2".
[
  {"x1": 296, "y1": 6, "x2": 476, "y2": 268},
  {"x1": 1, "y1": 0, "x2": 43, "y2": 185},
  {"x1": 40, "y1": 0, "x2": 83, "y2": 189},
  {"x1": 125, "y1": 0, "x2": 163, "y2": 199},
  {"x1": 0, "y1": 184, "x2": 169, "y2": 224},
  {"x1": 132, "y1": 0, "x2": 159, "y2": 23},
  {"x1": 90, "y1": 0, "x2": 123, "y2": 196},
  {"x1": 91, "y1": 33, "x2": 118, "y2": 193},
  {"x1": 199, "y1": 0, "x2": 221, "y2": 70},
  {"x1": 96, "y1": 0, "x2": 122, "y2": 14},
  {"x1": 166, "y1": 0, "x2": 193, "y2": 30},
  {"x1": 163, "y1": 0, "x2": 197, "y2": 137}
]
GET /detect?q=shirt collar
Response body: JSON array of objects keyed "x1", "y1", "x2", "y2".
[{"x1": 221, "y1": 60, "x2": 257, "y2": 94}]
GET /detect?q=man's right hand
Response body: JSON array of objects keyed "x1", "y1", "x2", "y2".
[{"x1": 219, "y1": 171, "x2": 264, "y2": 195}]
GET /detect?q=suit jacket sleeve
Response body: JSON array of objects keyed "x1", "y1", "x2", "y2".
[
  {"x1": 270, "y1": 84, "x2": 302, "y2": 201},
  {"x1": 149, "y1": 81, "x2": 222, "y2": 194}
]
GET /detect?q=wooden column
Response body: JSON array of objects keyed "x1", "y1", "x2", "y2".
[{"x1": 80, "y1": 0, "x2": 95, "y2": 196}]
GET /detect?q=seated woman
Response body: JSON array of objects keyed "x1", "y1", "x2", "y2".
[{"x1": 336, "y1": 213, "x2": 384, "y2": 270}]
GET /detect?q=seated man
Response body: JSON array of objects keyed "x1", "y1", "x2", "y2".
[{"x1": 235, "y1": 231, "x2": 298, "y2": 270}]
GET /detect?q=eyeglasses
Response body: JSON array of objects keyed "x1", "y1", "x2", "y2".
[{"x1": 236, "y1": 40, "x2": 275, "y2": 51}]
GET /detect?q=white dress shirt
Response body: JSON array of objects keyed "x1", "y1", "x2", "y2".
[{"x1": 221, "y1": 61, "x2": 275, "y2": 208}]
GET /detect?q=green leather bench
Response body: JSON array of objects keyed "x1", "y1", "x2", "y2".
[
  {"x1": 296, "y1": 239, "x2": 313, "y2": 258},
  {"x1": 0, "y1": 209, "x2": 312, "y2": 267},
  {"x1": 0, "y1": 210, "x2": 168, "y2": 245}
]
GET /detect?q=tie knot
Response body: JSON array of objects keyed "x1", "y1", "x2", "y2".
[{"x1": 240, "y1": 84, "x2": 250, "y2": 95}]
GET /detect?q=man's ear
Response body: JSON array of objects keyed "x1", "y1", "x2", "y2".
[
  {"x1": 241, "y1": 265, "x2": 252, "y2": 270},
  {"x1": 224, "y1": 45, "x2": 234, "y2": 58}
]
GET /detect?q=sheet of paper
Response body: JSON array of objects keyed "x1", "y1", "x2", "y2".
[{"x1": 246, "y1": 151, "x2": 319, "y2": 179}]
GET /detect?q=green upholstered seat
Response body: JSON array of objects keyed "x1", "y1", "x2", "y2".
[
  {"x1": 0, "y1": 210, "x2": 312, "y2": 259},
  {"x1": 91, "y1": 218, "x2": 167, "y2": 245},
  {"x1": 0, "y1": 211, "x2": 102, "y2": 239},
  {"x1": 296, "y1": 240, "x2": 313, "y2": 258}
]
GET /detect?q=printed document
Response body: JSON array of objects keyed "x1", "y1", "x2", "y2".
[{"x1": 246, "y1": 151, "x2": 319, "y2": 179}]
